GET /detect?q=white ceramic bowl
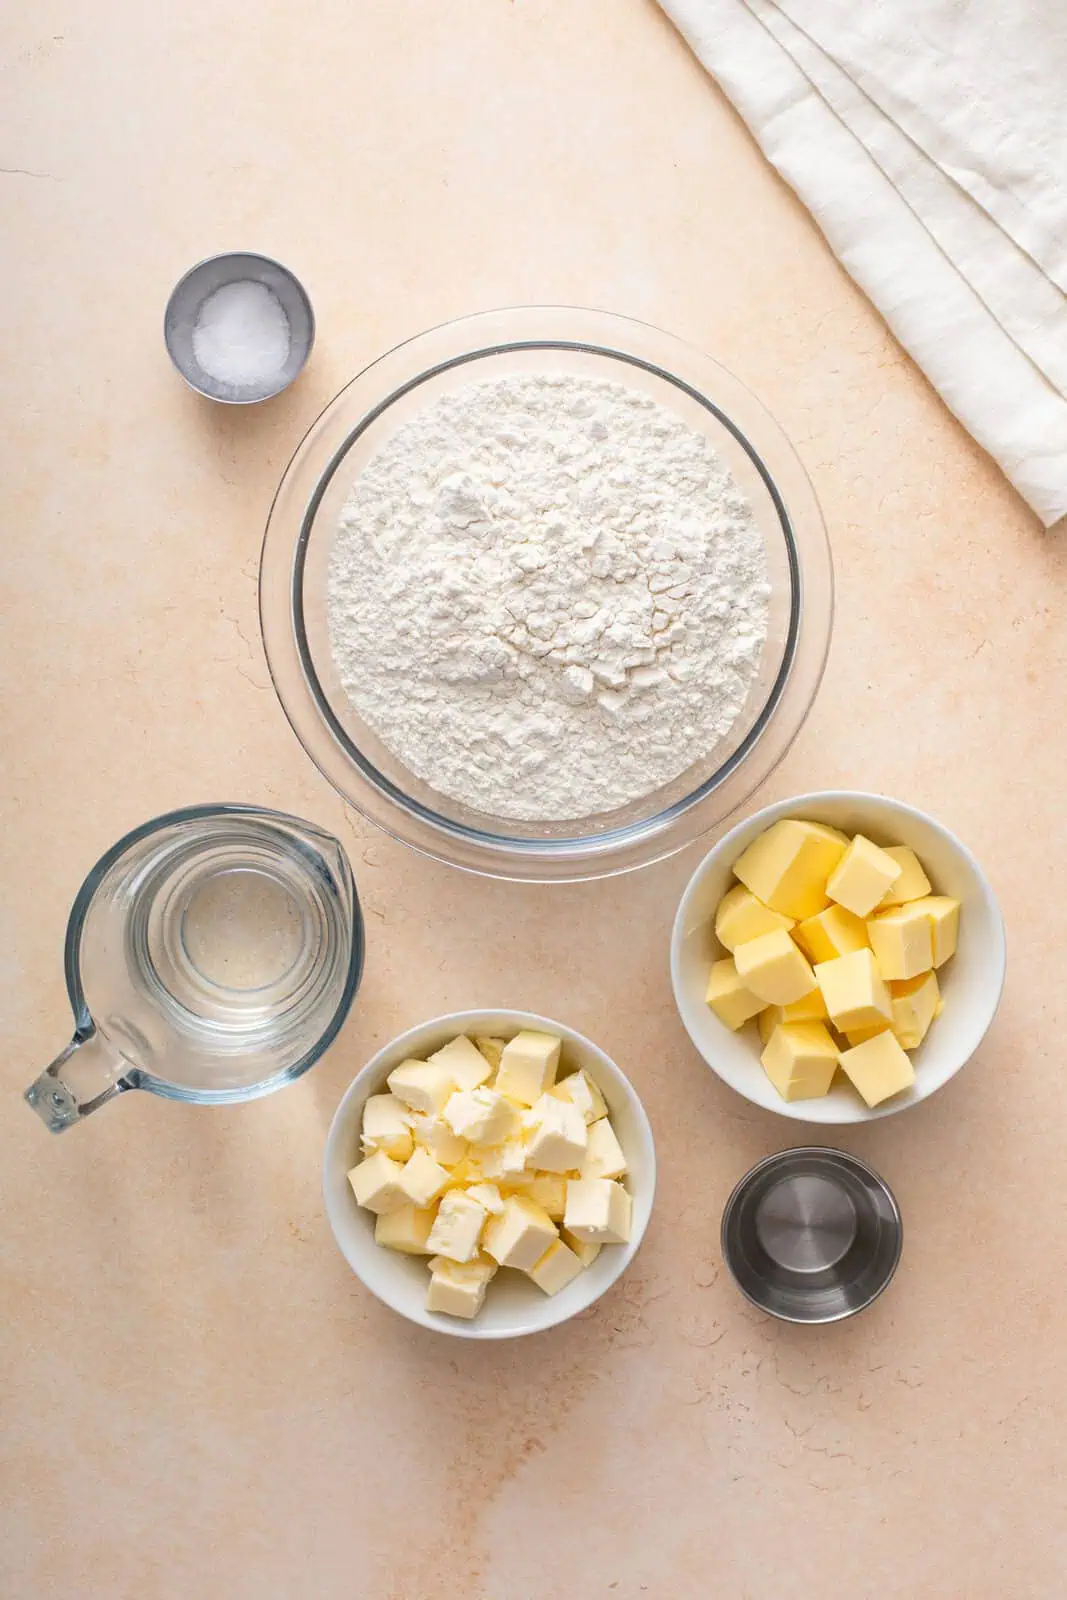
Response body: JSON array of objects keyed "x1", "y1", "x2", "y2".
[
  {"x1": 671, "y1": 791, "x2": 1006, "y2": 1124},
  {"x1": 323, "y1": 1009, "x2": 656, "y2": 1338}
]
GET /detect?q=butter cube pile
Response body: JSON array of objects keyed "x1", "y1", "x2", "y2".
[
  {"x1": 707, "y1": 819, "x2": 960, "y2": 1107},
  {"x1": 347, "y1": 1030, "x2": 631, "y2": 1319}
]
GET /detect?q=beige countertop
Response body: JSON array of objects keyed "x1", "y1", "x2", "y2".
[{"x1": 3, "y1": 2, "x2": 1065, "y2": 1596}]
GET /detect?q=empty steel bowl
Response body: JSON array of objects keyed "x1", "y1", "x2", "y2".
[
  {"x1": 721, "y1": 1147, "x2": 902, "y2": 1323},
  {"x1": 164, "y1": 251, "x2": 314, "y2": 403}
]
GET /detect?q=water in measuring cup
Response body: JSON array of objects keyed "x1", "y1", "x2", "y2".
[{"x1": 75, "y1": 812, "x2": 356, "y2": 1095}]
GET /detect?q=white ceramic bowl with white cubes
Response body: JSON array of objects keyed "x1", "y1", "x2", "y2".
[
  {"x1": 323, "y1": 1009, "x2": 656, "y2": 1338},
  {"x1": 671, "y1": 791, "x2": 1006, "y2": 1124}
]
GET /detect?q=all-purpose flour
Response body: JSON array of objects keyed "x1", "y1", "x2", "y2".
[{"x1": 326, "y1": 373, "x2": 770, "y2": 821}]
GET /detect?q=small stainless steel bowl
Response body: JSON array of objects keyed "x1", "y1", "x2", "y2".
[
  {"x1": 164, "y1": 251, "x2": 314, "y2": 404},
  {"x1": 721, "y1": 1147, "x2": 902, "y2": 1324}
]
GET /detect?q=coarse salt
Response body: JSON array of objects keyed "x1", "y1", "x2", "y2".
[{"x1": 192, "y1": 280, "x2": 290, "y2": 389}]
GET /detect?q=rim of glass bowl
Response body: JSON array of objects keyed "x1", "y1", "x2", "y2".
[{"x1": 259, "y1": 306, "x2": 833, "y2": 882}]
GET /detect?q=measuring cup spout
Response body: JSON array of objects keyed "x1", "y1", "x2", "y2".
[{"x1": 25, "y1": 1029, "x2": 132, "y2": 1133}]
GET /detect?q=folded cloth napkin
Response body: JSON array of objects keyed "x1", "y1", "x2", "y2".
[{"x1": 656, "y1": 0, "x2": 1067, "y2": 526}]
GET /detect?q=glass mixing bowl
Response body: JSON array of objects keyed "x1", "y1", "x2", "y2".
[{"x1": 259, "y1": 307, "x2": 832, "y2": 882}]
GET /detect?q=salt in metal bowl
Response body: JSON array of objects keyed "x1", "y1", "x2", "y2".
[{"x1": 164, "y1": 251, "x2": 315, "y2": 404}]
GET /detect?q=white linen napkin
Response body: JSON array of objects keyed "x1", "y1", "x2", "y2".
[{"x1": 656, "y1": 0, "x2": 1067, "y2": 527}]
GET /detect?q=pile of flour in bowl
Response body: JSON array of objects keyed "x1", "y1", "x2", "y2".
[{"x1": 326, "y1": 372, "x2": 770, "y2": 822}]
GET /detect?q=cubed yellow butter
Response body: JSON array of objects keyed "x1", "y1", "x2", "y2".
[
  {"x1": 757, "y1": 989, "x2": 829, "y2": 1044},
  {"x1": 759, "y1": 1021, "x2": 839, "y2": 1102},
  {"x1": 757, "y1": 1006, "x2": 778, "y2": 1045},
  {"x1": 714, "y1": 884, "x2": 795, "y2": 951},
  {"x1": 826, "y1": 835, "x2": 903, "y2": 918},
  {"x1": 793, "y1": 904, "x2": 870, "y2": 964},
  {"x1": 845, "y1": 1021, "x2": 890, "y2": 1047},
  {"x1": 706, "y1": 957, "x2": 765, "y2": 1030},
  {"x1": 732, "y1": 819, "x2": 849, "y2": 920},
  {"x1": 733, "y1": 928, "x2": 816, "y2": 1007},
  {"x1": 814, "y1": 948, "x2": 893, "y2": 1032},
  {"x1": 867, "y1": 899, "x2": 934, "y2": 980},
  {"x1": 889, "y1": 970, "x2": 940, "y2": 1049},
  {"x1": 908, "y1": 896, "x2": 960, "y2": 966},
  {"x1": 877, "y1": 846, "x2": 933, "y2": 907},
  {"x1": 374, "y1": 1204, "x2": 436, "y2": 1254},
  {"x1": 838, "y1": 1031, "x2": 915, "y2": 1108}
]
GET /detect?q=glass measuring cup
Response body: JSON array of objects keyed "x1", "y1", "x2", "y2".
[{"x1": 25, "y1": 804, "x2": 363, "y2": 1132}]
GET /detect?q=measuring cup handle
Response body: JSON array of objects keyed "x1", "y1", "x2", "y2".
[{"x1": 25, "y1": 1031, "x2": 131, "y2": 1132}]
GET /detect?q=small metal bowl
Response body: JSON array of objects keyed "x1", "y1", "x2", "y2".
[
  {"x1": 164, "y1": 251, "x2": 314, "y2": 404},
  {"x1": 721, "y1": 1147, "x2": 902, "y2": 1324}
]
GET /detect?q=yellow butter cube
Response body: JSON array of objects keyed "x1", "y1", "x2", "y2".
[
  {"x1": 793, "y1": 904, "x2": 870, "y2": 964},
  {"x1": 867, "y1": 901, "x2": 934, "y2": 981},
  {"x1": 908, "y1": 895, "x2": 960, "y2": 966},
  {"x1": 889, "y1": 970, "x2": 940, "y2": 1049},
  {"x1": 814, "y1": 948, "x2": 893, "y2": 1033},
  {"x1": 733, "y1": 928, "x2": 816, "y2": 1006},
  {"x1": 826, "y1": 835, "x2": 903, "y2": 918},
  {"x1": 877, "y1": 846, "x2": 933, "y2": 907},
  {"x1": 757, "y1": 989, "x2": 829, "y2": 1044},
  {"x1": 757, "y1": 1006, "x2": 778, "y2": 1045},
  {"x1": 706, "y1": 957, "x2": 765, "y2": 1030},
  {"x1": 845, "y1": 1021, "x2": 890, "y2": 1047},
  {"x1": 714, "y1": 884, "x2": 795, "y2": 951},
  {"x1": 760, "y1": 1021, "x2": 839, "y2": 1102},
  {"x1": 731, "y1": 819, "x2": 849, "y2": 920},
  {"x1": 838, "y1": 1031, "x2": 915, "y2": 1108}
]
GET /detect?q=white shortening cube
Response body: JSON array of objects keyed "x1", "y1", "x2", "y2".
[
  {"x1": 564, "y1": 1178, "x2": 632, "y2": 1245},
  {"x1": 359, "y1": 1094, "x2": 413, "y2": 1161},
  {"x1": 347, "y1": 1151, "x2": 409, "y2": 1215},
  {"x1": 580, "y1": 1118, "x2": 627, "y2": 1181},
  {"x1": 562, "y1": 1226, "x2": 601, "y2": 1268},
  {"x1": 425, "y1": 1256, "x2": 495, "y2": 1319},
  {"x1": 553, "y1": 1068, "x2": 607, "y2": 1124},
  {"x1": 476, "y1": 1139, "x2": 528, "y2": 1182},
  {"x1": 495, "y1": 1030, "x2": 562, "y2": 1107},
  {"x1": 373, "y1": 1205, "x2": 436, "y2": 1254},
  {"x1": 398, "y1": 1147, "x2": 451, "y2": 1208},
  {"x1": 425, "y1": 1190, "x2": 488, "y2": 1263},
  {"x1": 483, "y1": 1196, "x2": 559, "y2": 1270},
  {"x1": 465, "y1": 1182, "x2": 506, "y2": 1215},
  {"x1": 524, "y1": 1093, "x2": 588, "y2": 1173},
  {"x1": 410, "y1": 1111, "x2": 468, "y2": 1167},
  {"x1": 443, "y1": 1087, "x2": 520, "y2": 1146},
  {"x1": 428, "y1": 1034, "x2": 493, "y2": 1091},
  {"x1": 474, "y1": 1036, "x2": 506, "y2": 1071},
  {"x1": 386, "y1": 1059, "x2": 455, "y2": 1115},
  {"x1": 517, "y1": 1172, "x2": 567, "y2": 1220},
  {"x1": 527, "y1": 1238, "x2": 584, "y2": 1296}
]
